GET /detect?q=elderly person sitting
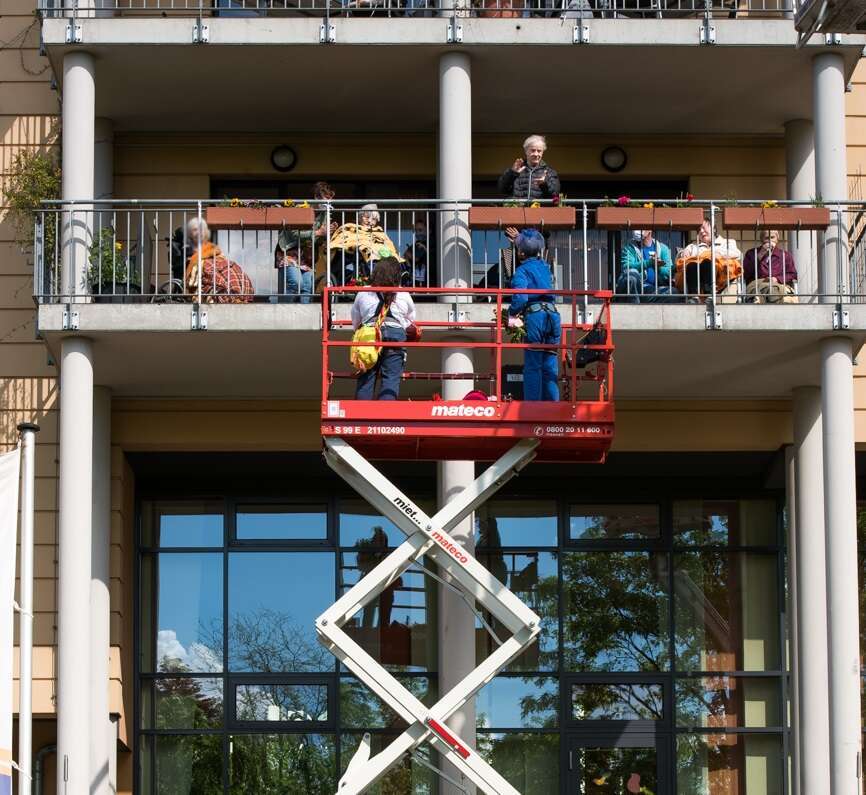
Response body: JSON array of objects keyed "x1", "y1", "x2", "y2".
[
  {"x1": 675, "y1": 220, "x2": 742, "y2": 302},
  {"x1": 616, "y1": 229, "x2": 679, "y2": 303},
  {"x1": 743, "y1": 230, "x2": 798, "y2": 304},
  {"x1": 498, "y1": 135, "x2": 561, "y2": 202},
  {"x1": 184, "y1": 217, "x2": 254, "y2": 304},
  {"x1": 326, "y1": 203, "x2": 404, "y2": 285}
]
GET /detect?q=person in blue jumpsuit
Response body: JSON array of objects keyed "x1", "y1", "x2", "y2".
[{"x1": 508, "y1": 229, "x2": 561, "y2": 401}]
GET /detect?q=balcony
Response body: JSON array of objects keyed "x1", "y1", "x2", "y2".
[
  {"x1": 37, "y1": 3, "x2": 865, "y2": 138},
  {"x1": 33, "y1": 198, "x2": 866, "y2": 400}
]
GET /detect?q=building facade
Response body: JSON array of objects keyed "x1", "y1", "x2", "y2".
[{"x1": 1, "y1": 1, "x2": 866, "y2": 793}]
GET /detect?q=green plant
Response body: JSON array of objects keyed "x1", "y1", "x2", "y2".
[
  {"x1": 5, "y1": 149, "x2": 60, "y2": 254},
  {"x1": 87, "y1": 227, "x2": 140, "y2": 288}
]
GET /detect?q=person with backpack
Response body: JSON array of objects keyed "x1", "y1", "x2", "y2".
[
  {"x1": 508, "y1": 229, "x2": 561, "y2": 401},
  {"x1": 350, "y1": 257, "x2": 416, "y2": 400}
]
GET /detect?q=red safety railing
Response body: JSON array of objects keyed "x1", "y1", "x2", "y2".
[{"x1": 320, "y1": 286, "x2": 615, "y2": 462}]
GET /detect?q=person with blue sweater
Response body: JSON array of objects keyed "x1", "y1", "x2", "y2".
[
  {"x1": 616, "y1": 229, "x2": 679, "y2": 303},
  {"x1": 508, "y1": 229, "x2": 561, "y2": 401}
]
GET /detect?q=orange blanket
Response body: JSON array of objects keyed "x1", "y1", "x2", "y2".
[{"x1": 675, "y1": 251, "x2": 742, "y2": 294}]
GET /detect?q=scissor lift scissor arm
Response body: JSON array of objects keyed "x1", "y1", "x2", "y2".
[{"x1": 317, "y1": 437, "x2": 543, "y2": 795}]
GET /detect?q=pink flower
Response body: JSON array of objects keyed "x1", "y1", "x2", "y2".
[
  {"x1": 616, "y1": 195, "x2": 631, "y2": 207},
  {"x1": 552, "y1": 193, "x2": 561, "y2": 207}
]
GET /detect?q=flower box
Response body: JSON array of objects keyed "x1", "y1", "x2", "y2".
[
  {"x1": 722, "y1": 206, "x2": 831, "y2": 231},
  {"x1": 595, "y1": 206, "x2": 704, "y2": 231},
  {"x1": 468, "y1": 206, "x2": 576, "y2": 230},
  {"x1": 205, "y1": 206, "x2": 315, "y2": 230}
]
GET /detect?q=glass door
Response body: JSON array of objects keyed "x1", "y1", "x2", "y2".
[{"x1": 568, "y1": 734, "x2": 668, "y2": 795}]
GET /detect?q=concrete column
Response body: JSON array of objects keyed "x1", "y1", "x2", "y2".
[
  {"x1": 61, "y1": 52, "x2": 95, "y2": 300},
  {"x1": 438, "y1": 52, "x2": 472, "y2": 291},
  {"x1": 784, "y1": 445, "x2": 800, "y2": 794},
  {"x1": 813, "y1": 53, "x2": 848, "y2": 301},
  {"x1": 784, "y1": 120, "x2": 816, "y2": 301},
  {"x1": 90, "y1": 387, "x2": 112, "y2": 795},
  {"x1": 820, "y1": 336, "x2": 862, "y2": 792},
  {"x1": 792, "y1": 387, "x2": 831, "y2": 794},
  {"x1": 57, "y1": 337, "x2": 94, "y2": 795},
  {"x1": 437, "y1": 50, "x2": 476, "y2": 795}
]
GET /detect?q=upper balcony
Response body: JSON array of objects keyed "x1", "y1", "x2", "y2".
[
  {"x1": 36, "y1": 1, "x2": 866, "y2": 138},
  {"x1": 32, "y1": 197, "x2": 866, "y2": 400}
]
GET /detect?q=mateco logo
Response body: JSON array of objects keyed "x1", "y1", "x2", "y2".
[
  {"x1": 393, "y1": 496, "x2": 422, "y2": 525},
  {"x1": 431, "y1": 531, "x2": 469, "y2": 565},
  {"x1": 431, "y1": 404, "x2": 496, "y2": 419}
]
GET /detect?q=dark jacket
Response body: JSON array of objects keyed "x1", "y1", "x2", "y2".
[
  {"x1": 743, "y1": 245, "x2": 798, "y2": 284},
  {"x1": 497, "y1": 161, "x2": 561, "y2": 201},
  {"x1": 509, "y1": 256, "x2": 555, "y2": 315}
]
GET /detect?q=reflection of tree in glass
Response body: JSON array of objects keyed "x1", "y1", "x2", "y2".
[
  {"x1": 204, "y1": 609, "x2": 332, "y2": 673},
  {"x1": 340, "y1": 677, "x2": 432, "y2": 730},
  {"x1": 563, "y1": 551, "x2": 670, "y2": 672},
  {"x1": 476, "y1": 733, "x2": 559, "y2": 795},
  {"x1": 236, "y1": 684, "x2": 329, "y2": 723},
  {"x1": 673, "y1": 552, "x2": 736, "y2": 671},
  {"x1": 153, "y1": 734, "x2": 223, "y2": 795},
  {"x1": 229, "y1": 734, "x2": 336, "y2": 794},
  {"x1": 571, "y1": 683, "x2": 663, "y2": 722},
  {"x1": 340, "y1": 733, "x2": 433, "y2": 795},
  {"x1": 155, "y1": 661, "x2": 222, "y2": 730}
]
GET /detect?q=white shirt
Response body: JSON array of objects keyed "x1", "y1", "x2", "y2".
[{"x1": 351, "y1": 291, "x2": 416, "y2": 330}]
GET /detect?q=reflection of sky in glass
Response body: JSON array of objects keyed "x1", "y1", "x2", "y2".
[
  {"x1": 477, "y1": 551, "x2": 558, "y2": 671},
  {"x1": 236, "y1": 508, "x2": 327, "y2": 540},
  {"x1": 158, "y1": 513, "x2": 223, "y2": 548},
  {"x1": 476, "y1": 502, "x2": 558, "y2": 547},
  {"x1": 157, "y1": 553, "x2": 223, "y2": 672},
  {"x1": 228, "y1": 552, "x2": 335, "y2": 672},
  {"x1": 476, "y1": 677, "x2": 558, "y2": 729},
  {"x1": 339, "y1": 501, "x2": 434, "y2": 547}
]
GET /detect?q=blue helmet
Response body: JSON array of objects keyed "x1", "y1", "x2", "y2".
[{"x1": 515, "y1": 229, "x2": 544, "y2": 258}]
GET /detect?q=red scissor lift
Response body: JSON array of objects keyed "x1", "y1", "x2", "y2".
[
  {"x1": 316, "y1": 287, "x2": 615, "y2": 795},
  {"x1": 321, "y1": 286, "x2": 615, "y2": 462}
]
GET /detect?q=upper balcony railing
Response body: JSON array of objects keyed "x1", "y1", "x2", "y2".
[
  {"x1": 33, "y1": 197, "x2": 866, "y2": 310},
  {"x1": 38, "y1": 0, "x2": 792, "y2": 19}
]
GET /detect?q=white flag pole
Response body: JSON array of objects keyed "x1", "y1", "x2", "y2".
[{"x1": 16, "y1": 423, "x2": 38, "y2": 795}]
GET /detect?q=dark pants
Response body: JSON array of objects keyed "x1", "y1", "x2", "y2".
[
  {"x1": 524, "y1": 308, "x2": 561, "y2": 401},
  {"x1": 355, "y1": 325, "x2": 407, "y2": 400}
]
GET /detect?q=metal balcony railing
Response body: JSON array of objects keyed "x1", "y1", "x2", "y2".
[
  {"x1": 32, "y1": 198, "x2": 866, "y2": 308},
  {"x1": 38, "y1": 0, "x2": 793, "y2": 18}
]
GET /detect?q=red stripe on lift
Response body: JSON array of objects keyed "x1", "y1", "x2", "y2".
[{"x1": 425, "y1": 718, "x2": 471, "y2": 760}]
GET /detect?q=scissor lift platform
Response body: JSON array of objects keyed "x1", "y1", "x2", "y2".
[
  {"x1": 317, "y1": 286, "x2": 615, "y2": 793},
  {"x1": 321, "y1": 286, "x2": 615, "y2": 463}
]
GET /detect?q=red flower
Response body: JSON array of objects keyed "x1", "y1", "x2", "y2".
[
  {"x1": 686, "y1": 193, "x2": 695, "y2": 202},
  {"x1": 616, "y1": 195, "x2": 631, "y2": 207},
  {"x1": 552, "y1": 193, "x2": 561, "y2": 207}
]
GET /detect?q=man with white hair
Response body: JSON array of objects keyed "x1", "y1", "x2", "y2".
[{"x1": 497, "y1": 134, "x2": 561, "y2": 202}]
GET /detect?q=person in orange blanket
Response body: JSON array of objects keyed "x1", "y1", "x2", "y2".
[
  {"x1": 184, "y1": 217, "x2": 254, "y2": 304},
  {"x1": 675, "y1": 220, "x2": 742, "y2": 303}
]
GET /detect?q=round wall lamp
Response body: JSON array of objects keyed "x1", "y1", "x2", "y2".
[
  {"x1": 601, "y1": 146, "x2": 627, "y2": 173},
  {"x1": 271, "y1": 145, "x2": 298, "y2": 173}
]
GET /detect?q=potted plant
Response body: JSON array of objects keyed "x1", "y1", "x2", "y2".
[
  {"x1": 722, "y1": 202, "x2": 831, "y2": 231},
  {"x1": 468, "y1": 201, "x2": 576, "y2": 230},
  {"x1": 595, "y1": 197, "x2": 703, "y2": 231},
  {"x1": 87, "y1": 227, "x2": 142, "y2": 303},
  {"x1": 206, "y1": 199, "x2": 316, "y2": 230}
]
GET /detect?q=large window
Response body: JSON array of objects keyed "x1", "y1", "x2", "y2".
[{"x1": 138, "y1": 484, "x2": 785, "y2": 794}]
